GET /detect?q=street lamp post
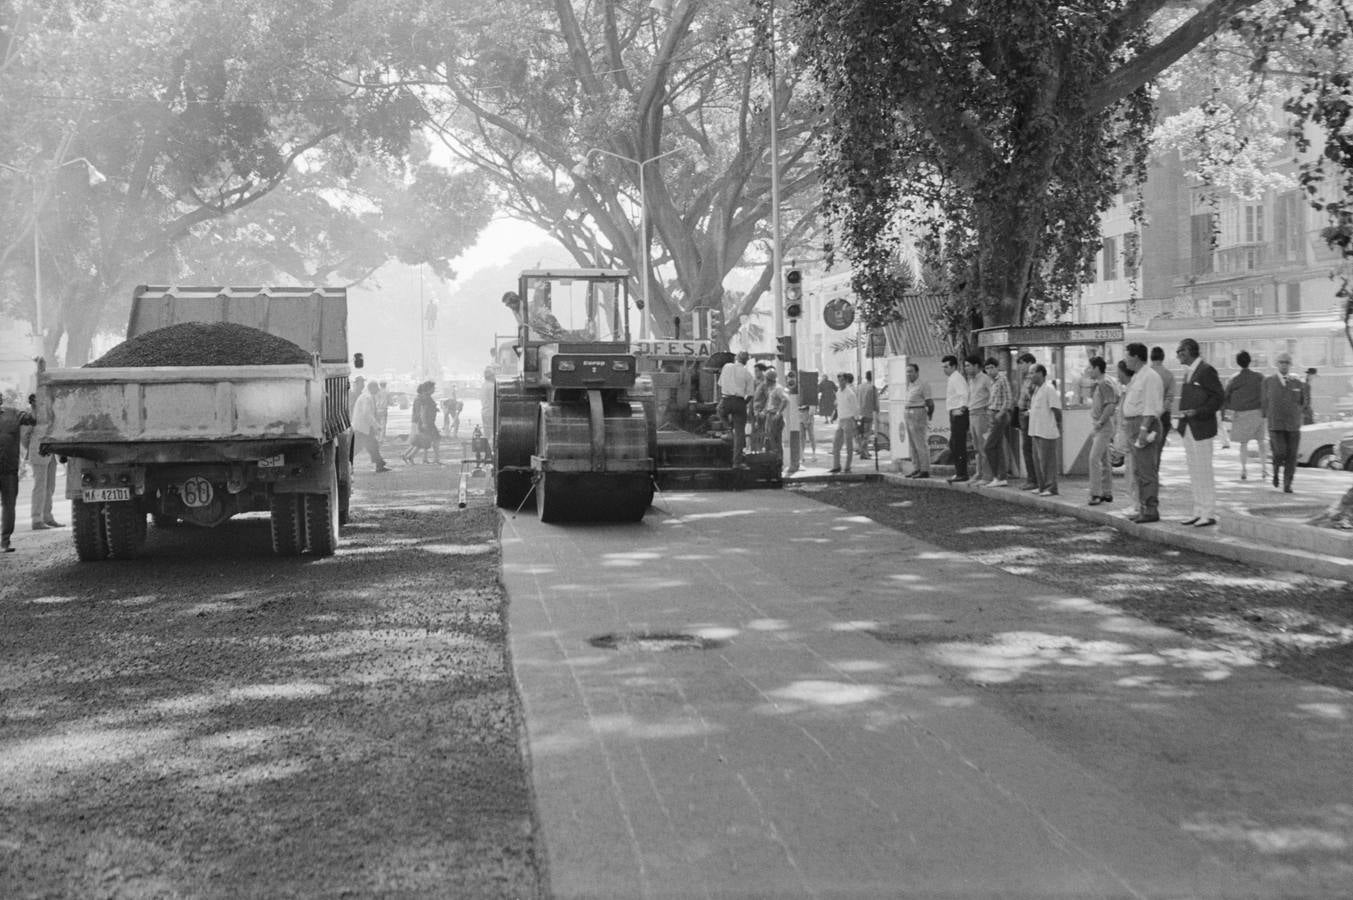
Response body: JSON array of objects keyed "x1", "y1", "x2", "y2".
[
  {"x1": 1, "y1": 157, "x2": 106, "y2": 353},
  {"x1": 574, "y1": 146, "x2": 681, "y2": 341}
]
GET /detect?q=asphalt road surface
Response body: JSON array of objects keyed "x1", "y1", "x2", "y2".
[{"x1": 503, "y1": 486, "x2": 1353, "y2": 899}]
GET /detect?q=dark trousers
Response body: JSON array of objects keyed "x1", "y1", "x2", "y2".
[
  {"x1": 983, "y1": 411, "x2": 1010, "y2": 480},
  {"x1": 360, "y1": 431, "x2": 386, "y2": 469},
  {"x1": 1154, "y1": 412, "x2": 1170, "y2": 467},
  {"x1": 1270, "y1": 429, "x2": 1300, "y2": 488},
  {"x1": 1, "y1": 470, "x2": 17, "y2": 542},
  {"x1": 949, "y1": 410, "x2": 969, "y2": 478},
  {"x1": 719, "y1": 396, "x2": 749, "y2": 463},
  {"x1": 1019, "y1": 413, "x2": 1037, "y2": 484}
]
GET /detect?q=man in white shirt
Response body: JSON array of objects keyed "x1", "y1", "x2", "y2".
[
  {"x1": 831, "y1": 372, "x2": 860, "y2": 474},
  {"x1": 352, "y1": 381, "x2": 390, "y2": 473},
  {"x1": 942, "y1": 354, "x2": 970, "y2": 482},
  {"x1": 964, "y1": 355, "x2": 993, "y2": 482},
  {"x1": 1027, "y1": 365, "x2": 1062, "y2": 495},
  {"x1": 718, "y1": 350, "x2": 755, "y2": 464},
  {"x1": 1122, "y1": 342, "x2": 1165, "y2": 523}
]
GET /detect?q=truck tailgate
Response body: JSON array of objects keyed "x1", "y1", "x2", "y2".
[{"x1": 39, "y1": 364, "x2": 328, "y2": 445}]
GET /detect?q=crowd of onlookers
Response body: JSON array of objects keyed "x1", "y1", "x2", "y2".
[
  {"x1": 902, "y1": 341, "x2": 1314, "y2": 526},
  {"x1": 717, "y1": 340, "x2": 1317, "y2": 526}
]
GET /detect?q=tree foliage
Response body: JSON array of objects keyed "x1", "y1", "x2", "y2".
[
  {"x1": 790, "y1": 0, "x2": 1352, "y2": 347},
  {"x1": 1, "y1": 0, "x2": 488, "y2": 363},
  {"x1": 382, "y1": 0, "x2": 824, "y2": 344}
]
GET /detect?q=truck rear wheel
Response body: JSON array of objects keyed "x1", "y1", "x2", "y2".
[
  {"x1": 270, "y1": 494, "x2": 304, "y2": 556},
  {"x1": 305, "y1": 468, "x2": 340, "y2": 557},
  {"x1": 104, "y1": 501, "x2": 147, "y2": 560},
  {"x1": 72, "y1": 499, "x2": 109, "y2": 561}
]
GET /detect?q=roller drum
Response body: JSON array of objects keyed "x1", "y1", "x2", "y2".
[{"x1": 536, "y1": 397, "x2": 654, "y2": 522}]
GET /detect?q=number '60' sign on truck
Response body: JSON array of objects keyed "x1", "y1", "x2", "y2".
[{"x1": 35, "y1": 286, "x2": 358, "y2": 561}]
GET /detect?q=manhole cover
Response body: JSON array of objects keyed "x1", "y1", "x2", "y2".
[{"x1": 588, "y1": 632, "x2": 725, "y2": 652}]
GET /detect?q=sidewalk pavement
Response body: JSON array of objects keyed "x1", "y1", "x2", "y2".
[
  {"x1": 503, "y1": 470, "x2": 1353, "y2": 899},
  {"x1": 789, "y1": 430, "x2": 1353, "y2": 581}
]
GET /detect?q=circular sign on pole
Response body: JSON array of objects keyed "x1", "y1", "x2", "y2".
[{"x1": 823, "y1": 298, "x2": 855, "y2": 331}]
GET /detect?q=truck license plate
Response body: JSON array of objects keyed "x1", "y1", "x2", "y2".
[
  {"x1": 257, "y1": 454, "x2": 286, "y2": 468},
  {"x1": 181, "y1": 476, "x2": 214, "y2": 508},
  {"x1": 83, "y1": 487, "x2": 131, "y2": 503}
]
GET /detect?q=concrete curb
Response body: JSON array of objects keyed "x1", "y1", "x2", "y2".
[{"x1": 869, "y1": 471, "x2": 1353, "y2": 581}]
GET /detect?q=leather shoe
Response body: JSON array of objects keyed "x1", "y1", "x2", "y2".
[
  {"x1": 1180, "y1": 516, "x2": 1199, "y2": 526},
  {"x1": 914, "y1": 472, "x2": 930, "y2": 479},
  {"x1": 1129, "y1": 513, "x2": 1160, "y2": 523},
  {"x1": 30, "y1": 522, "x2": 50, "y2": 530},
  {"x1": 1193, "y1": 518, "x2": 1217, "y2": 527},
  {"x1": 828, "y1": 467, "x2": 841, "y2": 474},
  {"x1": 947, "y1": 475, "x2": 969, "y2": 483},
  {"x1": 1283, "y1": 485, "x2": 1293, "y2": 493},
  {"x1": 1101, "y1": 495, "x2": 1112, "y2": 503},
  {"x1": 1089, "y1": 497, "x2": 1103, "y2": 506},
  {"x1": 44, "y1": 520, "x2": 63, "y2": 527}
]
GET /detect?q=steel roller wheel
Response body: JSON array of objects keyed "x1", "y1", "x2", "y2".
[
  {"x1": 270, "y1": 493, "x2": 305, "y2": 556},
  {"x1": 104, "y1": 501, "x2": 147, "y2": 560},
  {"x1": 537, "y1": 473, "x2": 652, "y2": 524},
  {"x1": 494, "y1": 391, "x2": 539, "y2": 511},
  {"x1": 72, "y1": 499, "x2": 109, "y2": 562},
  {"x1": 304, "y1": 467, "x2": 340, "y2": 557}
]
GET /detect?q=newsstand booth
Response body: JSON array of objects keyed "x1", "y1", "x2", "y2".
[{"x1": 975, "y1": 323, "x2": 1125, "y2": 476}]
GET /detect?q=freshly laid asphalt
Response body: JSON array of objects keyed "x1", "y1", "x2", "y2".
[{"x1": 502, "y1": 439, "x2": 1353, "y2": 899}]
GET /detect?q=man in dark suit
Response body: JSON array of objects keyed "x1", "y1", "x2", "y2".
[
  {"x1": 1175, "y1": 338, "x2": 1224, "y2": 527},
  {"x1": 1261, "y1": 351, "x2": 1311, "y2": 493}
]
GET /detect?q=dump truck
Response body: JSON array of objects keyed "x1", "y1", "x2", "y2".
[
  {"x1": 36, "y1": 285, "x2": 356, "y2": 560},
  {"x1": 493, "y1": 269, "x2": 657, "y2": 522}
]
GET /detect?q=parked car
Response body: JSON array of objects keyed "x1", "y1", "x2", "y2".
[
  {"x1": 1297, "y1": 419, "x2": 1353, "y2": 468},
  {"x1": 1326, "y1": 432, "x2": 1353, "y2": 471}
]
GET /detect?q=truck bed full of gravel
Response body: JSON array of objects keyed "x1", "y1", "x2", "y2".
[{"x1": 86, "y1": 322, "x2": 313, "y2": 368}]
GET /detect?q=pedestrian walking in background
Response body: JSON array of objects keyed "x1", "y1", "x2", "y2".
[
  {"x1": 404, "y1": 381, "x2": 441, "y2": 465},
  {"x1": 902, "y1": 362, "x2": 933, "y2": 479},
  {"x1": 1123, "y1": 343, "x2": 1165, "y2": 523},
  {"x1": 784, "y1": 370, "x2": 803, "y2": 474},
  {"x1": 943, "y1": 354, "x2": 970, "y2": 483},
  {"x1": 1086, "y1": 357, "x2": 1118, "y2": 506},
  {"x1": 817, "y1": 373, "x2": 837, "y2": 425},
  {"x1": 964, "y1": 354, "x2": 992, "y2": 482},
  {"x1": 375, "y1": 381, "x2": 390, "y2": 440},
  {"x1": 1015, "y1": 352, "x2": 1039, "y2": 489},
  {"x1": 349, "y1": 375, "x2": 366, "y2": 423},
  {"x1": 1175, "y1": 338, "x2": 1224, "y2": 527},
  {"x1": 763, "y1": 369, "x2": 789, "y2": 460},
  {"x1": 1115, "y1": 360, "x2": 1139, "y2": 516},
  {"x1": 1150, "y1": 346, "x2": 1176, "y2": 470},
  {"x1": 1027, "y1": 365, "x2": 1062, "y2": 496},
  {"x1": 1261, "y1": 352, "x2": 1310, "y2": 494},
  {"x1": 830, "y1": 372, "x2": 860, "y2": 474},
  {"x1": 978, "y1": 358, "x2": 1012, "y2": 487},
  {"x1": 24, "y1": 394, "x2": 62, "y2": 530},
  {"x1": 857, "y1": 370, "x2": 879, "y2": 459},
  {"x1": 0, "y1": 391, "x2": 37, "y2": 552},
  {"x1": 352, "y1": 381, "x2": 389, "y2": 473},
  {"x1": 750, "y1": 363, "x2": 770, "y2": 450},
  {"x1": 1224, "y1": 350, "x2": 1267, "y2": 482}
]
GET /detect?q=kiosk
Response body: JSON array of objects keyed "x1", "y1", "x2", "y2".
[{"x1": 975, "y1": 323, "x2": 1125, "y2": 476}]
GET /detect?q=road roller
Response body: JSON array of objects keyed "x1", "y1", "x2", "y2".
[{"x1": 493, "y1": 269, "x2": 657, "y2": 522}]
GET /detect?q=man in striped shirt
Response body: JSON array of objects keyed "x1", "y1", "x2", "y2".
[{"x1": 977, "y1": 358, "x2": 1013, "y2": 487}]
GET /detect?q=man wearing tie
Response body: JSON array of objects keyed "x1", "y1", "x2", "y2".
[
  {"x1": 1261, "y1": 352, "x2": 1311, "y2": 493},
  {"x1": 1175, "y1": 338, "x2": 1224, "y2": 527}
]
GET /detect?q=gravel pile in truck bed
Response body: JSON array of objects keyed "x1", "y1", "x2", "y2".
[{"x1": 86, "y1": 321, "x2": 312, "y2": 367}]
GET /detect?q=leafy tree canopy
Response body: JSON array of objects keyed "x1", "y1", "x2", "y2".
[{"x1": 792, "y1": 0, "x2": 1353, "y2": 345}]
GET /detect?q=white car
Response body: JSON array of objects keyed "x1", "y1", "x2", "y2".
[{"x1": 1296, "y1": 420, "x2": 1353, "y2": 468}]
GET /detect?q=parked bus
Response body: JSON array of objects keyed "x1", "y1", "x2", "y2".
[{"x1": 1126, "y1": 312, "x2": 1353, "y2": 423}]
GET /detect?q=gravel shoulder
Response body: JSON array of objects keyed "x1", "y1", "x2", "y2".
[
  {"x1": 0, "y1": 459, "x2": 541, "y2": 899},
  {"x1": 802, "y1": 480, "x2": 1353, "y2": 692}
]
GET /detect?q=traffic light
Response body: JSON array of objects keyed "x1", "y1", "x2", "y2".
[
  {"x1": 784, "y1": 268, "x2": 803, "y2": 319},
  {"x1": 776, "y1": 334, "x2": 795, "y2": 361}
]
